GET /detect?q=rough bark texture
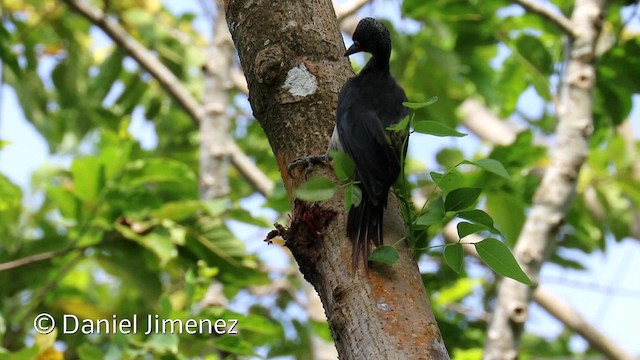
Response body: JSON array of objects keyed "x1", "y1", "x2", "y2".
[
  {"x1": 484, "y1": 0, "x2": 606, "y2": 358},
  {"x1": 224, "y1": 1, "x2": 447, "y2": 358}
]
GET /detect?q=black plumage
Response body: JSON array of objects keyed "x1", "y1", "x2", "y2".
[{"x1": 335, "y1": 18, "x2": 408, "y2": 267}]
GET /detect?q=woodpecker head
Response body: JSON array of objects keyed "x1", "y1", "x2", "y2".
[{"x1": 344, "y1": 17, "x2": 392, "y2": 58}]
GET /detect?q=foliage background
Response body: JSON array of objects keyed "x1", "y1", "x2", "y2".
[{"x1": 1, "y1": 0, "x2": 639, "y2": 358}]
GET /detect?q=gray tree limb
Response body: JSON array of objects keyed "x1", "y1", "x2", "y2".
[
  {"x1": 484, "y1": 1, "x2": 607, "y2": 357},
  {"x1": 442, "y1": 224, "x2": 635, "y2": 360},
  {"x1": 513, "y1": 0, "x2": 578, "y2": 37},
  {"x1": 61, "y1": 0, "x2": 275, "y2": 197}
]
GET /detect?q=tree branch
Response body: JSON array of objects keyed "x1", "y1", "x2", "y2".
[
  {"x1": 0, "y1": 248, "x2": 72, "y2": 272},
  {"x1": 442, "y1": 224, "x2": 634, "y2": 360},
  {"x1": 458, "y1": 99, "x2": 518, "y2": 145},
  {"x1": 334, "y1": 0, "x2": 370, "y2": 21},
  {"x1": 485, "y1": 0, "x2": 606, "y2": 356},
  {"x1": 513, "y1": 0, "x2": 578, "y2": 37},
  {"x1": 61, "y1": 0, "x2": 274, "y2": 197}
]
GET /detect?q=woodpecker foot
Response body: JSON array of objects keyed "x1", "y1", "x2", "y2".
[{"x1": 288, "y1": 155, "x2": 331, "y2": 178}]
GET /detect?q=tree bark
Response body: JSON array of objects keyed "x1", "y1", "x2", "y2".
[{"x1": 224, "y1": 1, "x2": 448, "y2": 358}]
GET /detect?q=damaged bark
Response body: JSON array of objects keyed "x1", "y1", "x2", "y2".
[{"x1": 224, "y1": 0, "x2": 448, "y2": 358}]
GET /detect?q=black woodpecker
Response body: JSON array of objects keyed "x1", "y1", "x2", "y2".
[
  {"x1": 335, "y1": 18, "x2": 408, "y2": 267},
  {"x1": 289, "y1": 18, "x2": 408, "y2": 268}
]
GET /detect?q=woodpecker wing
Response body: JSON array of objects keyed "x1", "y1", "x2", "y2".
[{"x1": 336, "y1": 74, "x2": 408, "y2": 205}]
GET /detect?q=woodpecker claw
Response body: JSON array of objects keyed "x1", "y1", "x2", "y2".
[{"x1": 288, "y1": 155, "x2": 330, "y2": 179}]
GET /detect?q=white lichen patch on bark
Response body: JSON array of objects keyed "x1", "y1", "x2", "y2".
[{"x1": 283, "y1": 64, "x2": 317, "y2": 97}]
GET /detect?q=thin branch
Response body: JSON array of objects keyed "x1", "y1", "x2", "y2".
[
  {"x1": 0, "y1": 248, "x2": 72, "y2": 272},
  {"x1": 513, "y1": 0, "x2": 578, "y2": 37},
  {"x1": 442, "y1": 223, "x2": 634, "y2": 360},
  {"x1": 61, "y1": 0, "x2": 274, "y2": 197},
  {"x1": 458, "y1": 99, "x2": 518, "y2": 145},
  {"x1": 334, "y1": 0, "x2": 370, "y2": 21},
  {"x1": 535, "y1": 288, "x2": 635, "y2": 360}
]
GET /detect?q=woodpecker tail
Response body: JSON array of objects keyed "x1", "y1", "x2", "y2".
[{"x1": 347, "y1": 192, "x2": 386, "y2": 269}]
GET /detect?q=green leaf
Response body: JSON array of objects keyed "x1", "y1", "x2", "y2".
[
  {"x1": 344, "y1": 183, "x2": 362, "y2": 209},
  {"x1": 227, "y1": 207, "x2": 272, "y2": 228},
  {"x1": 368, "y1": 245, "x2": 399, "y2": 265},
  {"x1": 436, "y1": 148, "x2": 464, "y2": 168},
  {"x1": 486, "y1": 192, "x2": 526, "y2": 245},
  {"x1": 456, "y1": 209, "x2": 495, "y2": 229},
  {"x1": 151, "y1": 200, "x2": 206, "y2": 221},
  {"x1": 88, "y1": 48, "x2": 124, "y2": 102},
  {"x1": 294, "y1": 177, "x2": 336, "y2": 201},
  {"x1": 331, "y1": 151, "x2": 355, "y2": 181},
  {"x1": 71, "y1": 156, "x2": 105, "y2": 203},
  {"x1": 462, "y1": 159, "x2": 510, "y2": 179},
  {"x1": 387, "y1": 115, "x2": 411, "y2": 131},
  {"x1": 434, "y1": 278, "x2": 478, "y2": 307},
  {"x1": 144, "y1": 333, "x2": 179, "y2": 354},
  {"x1": 444, "y1": 243, "x2": 464, "y2": 273},
  {"x1": 457, "y1": 222, "x2": 486, "y2": 238},
  {"x1": 403, "y1": 96, "x2": 438, "y2": 109},
  {"x1": 413, "y1": 121, "x2": 466, "y2": 137},
  {"x1": 416, "y1": 195, "x2": 445, "y2": 226},
  {"x1": 474, "y1": 238, "x2": 532, "y2": 285},
  {"x1": 444, "y1": 187, "x2": 482, "y2": 212},
  {"x1": 430, "y1": 171, "x2": 464, "y2": 194}
]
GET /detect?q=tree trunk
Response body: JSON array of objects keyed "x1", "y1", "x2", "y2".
[{"x1": 224, "y1": 0, "x2": 448, "y2": 358}]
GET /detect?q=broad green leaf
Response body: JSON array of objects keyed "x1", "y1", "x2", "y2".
[
  {"x1": 115, "y1": 223, "x2": 178, "y2": 266},
  {"x1": 486, "y1": 192, "x2": 526, "y2": 245},
  {"x1": 416, "y1": 195, "x2": 445, "y2": 226},
  {"x1": 403, "y1": 96, "x2": 438, "y2": 109},
  {"x1": 436, "y1": 148, "x2": 464, "y2": 168},
  {"x1": 444, "y1": 187, "x2": 482, "y2": 212},
  {"x1": 71, "y1": 156, "x2": 105, "y2": 203},
  {"x1": 413, "y1": 121, "x2": 466, "y2": 137},
  {"x1": 457, "y1": 222, "x2": 486, "y2": 238},
  {"x1": 387, "y1": 115, "x2": 410, "y2": 131},
  {"x1": 227, "y1": 207, "x2": 272, "y2": 228},
  {"x1": 331, "y1": 151, "x2": 355, "y2": 181},
  {"x1": 444, "y1": 243, "x2": 464, "y2": 273},
  {"x1": 294, "y1": 177, "x2": 336, "y2": 201},
  {"x1": 77, "y1": 344, "x2": 104, "y2": 360},
  {"x1": 430, "y1": 171, "x2": 464, "y2": 194},
  {"x1": 474, "y1": 238, "x2": 532, "y2": 285},
  {"x1": 122, "y1": 159, "x2": 198, "y2": 193},
  {"x1": 204, "y1": 199, "x2": 229, "y2": 216},
  {"x1": 368, "y1": 245, "x2": 399, "y2": 265},
  {"x1": 144, "y1": 334, "x2": 179, "y2": 354},
  {"x1": 151, "y1": 200, "x2": 205, "y2": 221},
  {"x1": 456, "y1": 209, "x2": 495, "y2": 229},
  {"x1": 213, "y1": 336, "x2": 255, "y2": 356},
  {"x1": 515, "y1": 34, "x2": 552, "y2": 76},
  {"x1": 434, "y1": 278, "x2": 478, "y2": 307},
  {"x1": 344, "y1": 183, "x2": 362, "y2": 209},
  {"x1": 88, "y1": 48, "x2": 124, "y2": 102},
  {"x1": 462, "y1": 159, "x2": 510, "y2": 179}
]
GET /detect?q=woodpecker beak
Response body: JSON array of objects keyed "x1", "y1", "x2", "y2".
[{"x1": 345, "y1": 42, "x2": 363, "y2": 56}]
